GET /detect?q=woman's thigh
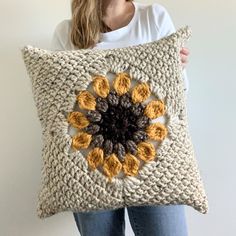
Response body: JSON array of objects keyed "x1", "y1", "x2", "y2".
[
  {"x1": 72, "y1": 207, "x2": 125, "y2": 236},
  {"x1": 127, "y1": 204, "x2": 188, "y2": 236}
]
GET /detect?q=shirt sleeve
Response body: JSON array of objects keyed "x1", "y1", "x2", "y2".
[
  {"x1": 50, "y1": 20, "x2": 68, "y2": 51},
  {"x1": 152, "y1": 3, "x2": 189, "y2": 95}
]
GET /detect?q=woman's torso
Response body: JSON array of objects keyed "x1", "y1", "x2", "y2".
[{"x1": 50, "y1": 1, "x2": 176, "y2": 51}]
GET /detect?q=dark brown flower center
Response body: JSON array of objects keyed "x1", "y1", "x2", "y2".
[
  {"x1": 99, "y1": 102, "x2": 140, "y2": 145},
  {"x1": 93, "y1": 90, "x2": 150, "y2": 148}
]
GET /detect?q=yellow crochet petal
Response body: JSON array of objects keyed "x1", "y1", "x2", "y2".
[
  {"x1": 113, "y1": 72, "x2": 131, "y2": 96},
  {"x1": 137, "y1": 141, "x2": 156, "y2": 162},
  {"x1": 71, "y1": 131, "x2": 92, "y2": 150},
  {"x1": 131, "y1": 82, "x2": 151, "y2": 104},
  {"x1": 102, "y1": 153, "x2": 122, "y2": 182},
  {"x1": 87, "y1": 147, "x2": 104, "y2": 170},
  {"x1": 144, "y1": 100, "x2": 166, "y2": 119},
  {"x1": 92, "y1": 75, "x2": 110, "y2": 98},
  {"x1": 146, "y1": 122, "x2": 168, "y2": 141},
  {"x1": 77, "y1": 90, "x2": 96, "y2": 110},
  {"x1": 67, "y1": 111, "x2": 90, "y2": 129},
  {"x1": 122, "y1": 153, "x2": 140, "y2": 176}
]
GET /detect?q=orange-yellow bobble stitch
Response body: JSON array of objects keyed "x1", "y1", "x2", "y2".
[
  {"x1": 144, "y1": 100, "x2": 166, "y2": 119},
  {"x1": 67, "y1": 111, "x2": 90, "y2": 129},
  {"x1": 102, "y1": 153, "x2": 122, "y2": 182},
  {"x1": 131, "y1": 82, "x2": 151, "y2": 104},
  {"x1": 92, "y1": 75, "x2": 110, "y2": 98},
  {"x1": 137, "y1": 141, "x2": 156, "y2": 162},
  {"x1": 87, "y1": 147, "x2": 104, "y2": 170},
  {"x1": 113, "y1": 72, "x2": 131, "y2": 96},
  {"x1": 71, "y1": 132, "x2": 92, "y2": 150},
  {"x1": 122, "y1": 153, "x2": 140, "y2": 176},
  {"x1": 77, "y1": 90, "x2": 96, "y2": 110},
  {"x1": 146, "y1": 123, "x2": 168, "y2": 141}
]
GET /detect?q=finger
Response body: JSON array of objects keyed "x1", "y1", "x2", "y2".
[
  {"x1": 180, "y1": 47, "x2": 190, "y2": 56},
  {"x1": 180, "y1": 49, "x2": 189, "y2": 56},
  {"x1": 181, "y1": 47, "x2": 189, "y2": 53}
]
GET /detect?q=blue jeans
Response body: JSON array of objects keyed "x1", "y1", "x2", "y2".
[{"x1": 73, "y1": 205, "x2": 188, "y2": 236}]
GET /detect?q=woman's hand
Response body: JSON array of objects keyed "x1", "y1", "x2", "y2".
[{"x1": 180, "y1": 47, "x2": 190, "y2": 69}]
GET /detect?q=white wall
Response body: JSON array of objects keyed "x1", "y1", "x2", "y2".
[{"x1": 0, "y1": 0, "x2": 235, "y2": 235}]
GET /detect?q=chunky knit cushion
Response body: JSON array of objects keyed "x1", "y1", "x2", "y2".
[{"x1": 21, "y1": 25, "x2": 208, "y2": 218}]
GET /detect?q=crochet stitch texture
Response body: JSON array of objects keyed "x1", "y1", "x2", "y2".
[{"x1": 21, "y1": 25, "x2": 209, "y2": 218}]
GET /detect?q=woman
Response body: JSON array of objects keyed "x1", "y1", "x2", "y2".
[{"x1": 51, "y1": 1, "x2": 190, "y2": 235}]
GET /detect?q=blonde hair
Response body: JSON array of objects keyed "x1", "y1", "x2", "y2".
[{"x1": 71, "y1": 0, "x2": 133, "y2": 49}]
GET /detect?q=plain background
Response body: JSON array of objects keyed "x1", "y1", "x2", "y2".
[{"x1": 0, "y1": 0, "x2": 235, "y2": 235}]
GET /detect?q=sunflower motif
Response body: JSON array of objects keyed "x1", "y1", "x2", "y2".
[{"x1": 67, "y1": 72, "x2": 168, "y2": 182}]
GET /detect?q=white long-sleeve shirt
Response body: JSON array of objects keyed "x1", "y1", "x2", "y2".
[{"x1": 50, "y1": 1, "x2": 189, "y2": 93}]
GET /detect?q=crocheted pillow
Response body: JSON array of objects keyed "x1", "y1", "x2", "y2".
[{"x1": 21, "y1": 25, "x2": 208, "y2": 218}]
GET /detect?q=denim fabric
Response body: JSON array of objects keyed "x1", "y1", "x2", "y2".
[{"x1": 73, "y1": 205, "x2": 188, "y2": 236}]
